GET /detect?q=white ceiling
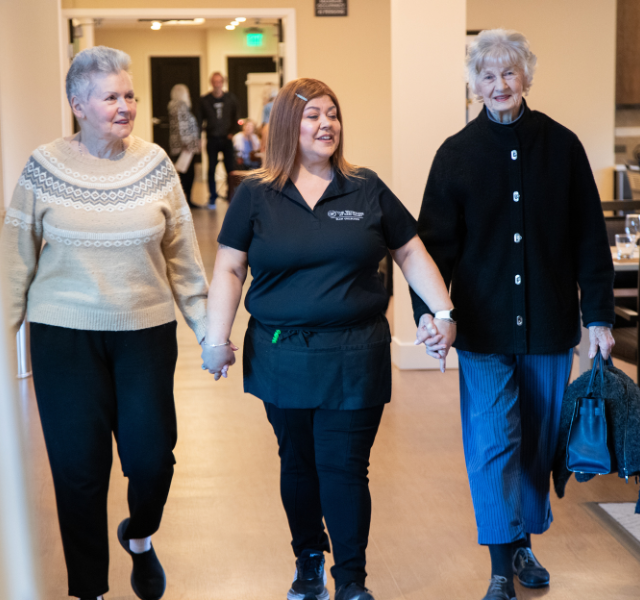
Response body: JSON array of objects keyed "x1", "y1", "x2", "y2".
[{"x1": 93, "y1": 18, "x2": 278, "y2": 31}]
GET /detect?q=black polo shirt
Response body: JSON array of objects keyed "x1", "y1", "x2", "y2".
[{"x1": 218, "y1": 168, "x2": 417, "y2": 328}]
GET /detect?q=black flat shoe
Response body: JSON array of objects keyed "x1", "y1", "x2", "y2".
[
  {"x1": 512, "y1": 547, "x2": 550, "y2": 588},
  {"x1": 117, "y1": 518, "x2": 166, "y2": 600},
  {"x1": 482, "y1": 575, "x2": 517, "y2": 600},
  {"x1": 335, "y1": 582, "x2": 375, "y2": 600}
]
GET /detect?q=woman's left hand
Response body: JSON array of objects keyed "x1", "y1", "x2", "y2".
[
  {"x1": 588, "y1": 325, "x2": 615, "y2": 360},
  {"x1": 201, "y1": 341, "x2": 239, "y2": 380},
  {"x1": 415, "y1": 313, "x2": 457, "y2": 373}
]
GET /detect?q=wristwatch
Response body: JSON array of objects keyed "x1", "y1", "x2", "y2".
[{"x1": 434, "y1": 309, "x2": 458, "y2": 323}]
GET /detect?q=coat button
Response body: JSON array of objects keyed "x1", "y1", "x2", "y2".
[
  {"x1": 514, "y1": 233, "x2": 522, "y2": 243},
  {"x1": 517, "y1": 316, "x2": 523, "y2": 326},
  {"x1": 513, "y1": 191, "x2": 520, "y2": 202},
  {"x1": 515, "y1": 275, "x2": 521, "y2": 285},
  {"x1": 511, "y1": 150, "x2": 518, "y2": 160}
]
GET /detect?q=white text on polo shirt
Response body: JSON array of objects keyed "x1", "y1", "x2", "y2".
[{"x1": 327, "y1": 210, "x2": 364, "y2": 221}]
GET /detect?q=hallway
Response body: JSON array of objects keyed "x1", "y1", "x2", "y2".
[{"x1": 26, "y1": 182, "x2": 640, "y2": 600}]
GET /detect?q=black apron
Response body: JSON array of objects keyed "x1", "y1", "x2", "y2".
[{"x1": 243, "y1": 314, "x2": 392, "y2": 410}]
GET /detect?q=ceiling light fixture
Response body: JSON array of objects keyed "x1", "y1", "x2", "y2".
[
  {"x1": 151, "y1": 21, "x2": 162, "y2": 30},
  {"x1": 236, "y1": 17, "x2": 247, "y2": 22},
  {"x1": 225, "y1": 25, "x2": 235, "y2": 30},
  {"x1": 231, "y1": 20, "x2": 239, "y2": 26}
]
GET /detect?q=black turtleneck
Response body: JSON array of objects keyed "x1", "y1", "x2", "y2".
[{"x1": 410, "y1": 100, "x2": 615, "y2": 354}]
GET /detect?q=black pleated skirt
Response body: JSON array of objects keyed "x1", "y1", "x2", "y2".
[{"x1": 242, "y1": 314, "x2": 392, "y2": 410}]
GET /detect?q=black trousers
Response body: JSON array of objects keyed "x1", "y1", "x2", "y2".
[
  {"x1": 206, "y1": 135, "x2": 235, "y2": 203},
  {"x1": 264, "y1": 403, "x2": 384, "y2": 589},
  {"x1": 30, "y1": 322, "x2": 179, "y2": 598},
  {"x1": 175, "y1": 156, "x2": 195, "y2": 206}
]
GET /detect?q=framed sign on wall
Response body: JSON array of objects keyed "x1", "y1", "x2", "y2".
[{"x1": 315, "y1": 0, "x2": 348, "y2": 17}]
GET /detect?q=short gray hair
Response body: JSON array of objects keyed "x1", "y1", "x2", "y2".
[
  {"x1": 66, "y1": 46, "x2": 131, "y2": 104},
  {"x1": 466, "y1": 29, "x2": 537, "y2": 98}
]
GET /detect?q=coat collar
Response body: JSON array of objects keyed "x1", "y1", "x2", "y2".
[{"x1": 475, "y1": 98, "x2": 538, "y2": 145}]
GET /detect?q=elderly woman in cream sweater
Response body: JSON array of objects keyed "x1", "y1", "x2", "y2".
[{"x1": 0, "y1": 46, "x2": 208, "y2": 600}]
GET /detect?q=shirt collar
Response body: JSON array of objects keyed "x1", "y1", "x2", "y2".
[{"x1": 279, "y1": 170, "x2": 361, "y2": 208}]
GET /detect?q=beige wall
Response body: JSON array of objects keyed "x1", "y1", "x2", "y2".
[
  {"x1": 205, "y1": 25, "x2": 279, "y2": 88},
  {"x1": 62, "y1": 0, "x2": 393, "y2": 182},
  {"x1": 95, "y1": 28, "x2": 209, "y2": 144},
  {"x1": 0, "y1": 0, "x2": 64, "y2": 208},
  {"x1": 467, "y1": 0, "x2": 617, "y2": 199}
]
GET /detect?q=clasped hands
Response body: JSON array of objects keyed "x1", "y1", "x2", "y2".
[
  {"x1": 415, "y1": 313, "x2": 457, "y2": 373},
  {"x1": 201, "y1": 341, "x2": 238, "y2": 381}
]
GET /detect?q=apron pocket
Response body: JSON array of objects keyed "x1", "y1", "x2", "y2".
[{"x1": 342, "y1": 341, "x2": 392, "y2": 408}]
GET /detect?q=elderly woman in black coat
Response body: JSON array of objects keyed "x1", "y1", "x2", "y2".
[{"x1": 411, "y1": 29, "x2": 615, "y2": 600}]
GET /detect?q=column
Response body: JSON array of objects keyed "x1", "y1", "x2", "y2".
[{"x1": 390, "y1": 0, "x2": 467, "y2": 369}]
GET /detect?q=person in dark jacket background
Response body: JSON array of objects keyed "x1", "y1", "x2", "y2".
[
  {"x1": 410, "y1": 29, "x2": 615, "y2": 600},
  {"x1": 199, "y1": 71, "x2": 239, "y2": 209}
]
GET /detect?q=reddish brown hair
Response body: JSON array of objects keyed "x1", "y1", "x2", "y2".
[{"x1": 247, "y1": 78, "x2": 359, "y2": 189}]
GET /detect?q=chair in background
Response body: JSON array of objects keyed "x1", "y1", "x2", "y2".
[{"x1": 612, "y1": 254, "x2": 640, "y2": 383}]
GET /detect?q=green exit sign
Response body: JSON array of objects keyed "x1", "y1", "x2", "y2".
[{"x1": 246, "y1": 32, "x2": 263, "y2": 47}]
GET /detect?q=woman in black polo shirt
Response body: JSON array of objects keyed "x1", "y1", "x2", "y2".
[{"x1": 201, "y1": 78, "x2": 455, "y2": 600}]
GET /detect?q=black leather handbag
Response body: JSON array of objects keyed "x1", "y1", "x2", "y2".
[{"x1": 566, "y1": 349, "x2": 612, "y2": 475}]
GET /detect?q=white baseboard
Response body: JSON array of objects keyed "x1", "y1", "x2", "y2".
[{"x1": 391, "y1": 336, "x2": 459, "y2": 370}]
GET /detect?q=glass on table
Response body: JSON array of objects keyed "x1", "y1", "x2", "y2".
[
  {"x1": 625, "y1": 214, "x2": 640, "y2": 245},
  {"x1": 615, "y1": 233, "x2": 635, "y2": 259}
]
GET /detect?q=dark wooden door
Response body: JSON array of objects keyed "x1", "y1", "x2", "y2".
[
  {"x1": 150, "y1": 56, "x2": 200, "y2": 156},
  {"x1": 227, "y1": 56, "x2": 277, "y2": 118}
]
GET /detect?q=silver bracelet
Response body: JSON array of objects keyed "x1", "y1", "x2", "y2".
[{"x1": 203, "y1": 340, "x2": 230, "y2": 348}]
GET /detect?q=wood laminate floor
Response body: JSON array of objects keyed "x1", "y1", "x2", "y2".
[{"x1": 26, "y1": 182, "x2": 640, "y2": 599}]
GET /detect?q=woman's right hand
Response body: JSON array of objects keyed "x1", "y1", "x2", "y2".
[{"x1": 201, "y1": 341, "x2": 239, "y2": 381}]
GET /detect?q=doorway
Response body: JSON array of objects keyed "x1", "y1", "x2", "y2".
[
  {"x1": 150, "y1": 56, "x2": 200, "y2": 157},
  {"x1": 227, "y1": 56, "x2": 277, "y2": 119}
]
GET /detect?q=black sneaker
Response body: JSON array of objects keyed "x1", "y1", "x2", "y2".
[
  {"x1": 287, "y1": 550, "x2": 329, "y2": 600},
  {"x1": 482, "y1": 575, "x2": 517, "y2": 600},
  {"x1": 512, "y1": 547, "x2": 550, "y2": 588},
  {"x1": 335, "y1": 583, "x2": 375, "y2": 600},
  {"x1": 117, "y1": 519, "x2": 166, "y2": 600}
]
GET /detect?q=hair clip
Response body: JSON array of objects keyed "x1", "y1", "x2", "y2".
[{"x1": 295, "y1": 93, "x2": 308, "y2": 101}]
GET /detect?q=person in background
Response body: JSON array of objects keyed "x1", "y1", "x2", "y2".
[
  {"x1": 201, "y1": 78, "x2": 456, "y2": 600},
  {"x1": 168, "y1": 83, "x2": 201, "y2": 208},
  {"x1": 411, "y1": 29, "x2": 615, "y2": 600},
  {"x1": 199, "y1": 71, "x2": 239, "y2": 209},
  {"x1": 262, "y1": 85, "x2": 278, "y2": 125},
  {"x1": 0, "y1": 46, "x2": 209, "y2": 600},
  {"x1": 232, "y1": 118, "x2": 261, "y2": 170}
]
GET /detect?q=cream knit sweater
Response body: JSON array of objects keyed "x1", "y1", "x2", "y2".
[{"x1": 0, "y1": 136, "x2": 208, "y2": 341}]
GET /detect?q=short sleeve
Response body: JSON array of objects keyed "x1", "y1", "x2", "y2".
[
  {"x1": 376, "y1": 176, "x2": 417, "y2": 250},
  {"x1": 217, "y1": 181, "x2": 254, "y2": 251}
]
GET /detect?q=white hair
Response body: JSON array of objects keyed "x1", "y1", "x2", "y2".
[
  {"x1": 170, "y1": 84, "x2": 192, "y2": 108},
  {"x1": 466, "y1": 29, "x2": 537, "y2": 100},
  {"x1": 66, "y1": 46, "x2": 131, "y2": 104}
]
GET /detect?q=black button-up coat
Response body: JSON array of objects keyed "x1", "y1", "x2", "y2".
[{"x1": 410, "y1": 101, "x2": 615, "y2": 354}]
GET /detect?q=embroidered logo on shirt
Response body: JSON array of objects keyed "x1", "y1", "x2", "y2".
[{"x1": 327, "y1": 210, "x2": 364, "y2": 221}]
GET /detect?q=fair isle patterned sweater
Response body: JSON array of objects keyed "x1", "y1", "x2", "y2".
[{"x1": 0, "y1": 136, "x2": 208, "y2": 340}]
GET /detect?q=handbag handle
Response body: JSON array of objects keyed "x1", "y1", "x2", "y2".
[{"x1": 586, "y1": 349, "x2": 606, "y2": 398}]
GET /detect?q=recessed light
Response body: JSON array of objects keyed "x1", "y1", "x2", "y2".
[
  {"x1": 226, "y1": 25, "x2": 235, "y2": 30},
  {"x1": 236, "y1": 17, "x2": 247, "y2": 22},
  {"x1": 151, "y1": 21, "x2": 162, "y2": 30},
  {"x1": 194, "y1": 18, "x2": 205, "y2": 24},
  {"x1": 231, "y1": 21, "x2": 239, "y2": 26}
]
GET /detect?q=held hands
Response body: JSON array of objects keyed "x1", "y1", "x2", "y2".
[
  {"x1": 588, "y1": 325, "x2": 615, "y2": 360},
  {"x1": 201, "y1": 341, "x2": 239, "y2": 381},
  {"x1": 415, "y1": 313, "x2": 457, "y2": 373}
]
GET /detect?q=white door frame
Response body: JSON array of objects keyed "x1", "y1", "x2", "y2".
[{"x1": 59, "y1": 7, "x2": 298, "y2": 136}]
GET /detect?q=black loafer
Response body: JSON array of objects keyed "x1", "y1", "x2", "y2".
[
  {"x1": 482, "y1": 575, "x2": 517, "y2": 600},
  {"x1": 512, "y1": 547, "x2": 550, "y2": 588},
  {"x1": 335, "y1": 583, "x2": 375, "y2": 600},
  {"x1": 117, "y1": 518, "x2": 166, "y2": 600}
]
